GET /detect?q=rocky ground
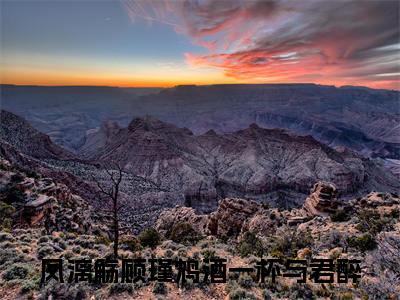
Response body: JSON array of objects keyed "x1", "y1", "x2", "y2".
[{"x1": 0, "y1": 157, "x2": 399, "y2": 300}]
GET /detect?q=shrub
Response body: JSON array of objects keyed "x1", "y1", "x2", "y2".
[
  {"x1": 161, "y1": 240, "x2": 180, "y2": 250},
  {"x1": 288, "y1": 284, "x2": 314, "y2": 299},
  {"x1": 19, "y1": 234, "x2": 32, "y2": 243},
  {"x1": 269, "y1": 228, "x2": 313, "y2": 258},
  {"x1": 120, "y1": 237, "x2": 141, "y2": 252},
  {"x1": 3, "y1": 264, "x2": 31, "y2": 281},
  {"x1": 139, "y1": 228, "x2": 161, "y2": 249},
  {"x1": 0, "y1": 248, "x2": 25, "y2": 266},
  {"x1": 20, "y1": 279, "x2": 38, "y2": 294},
  {"x1": 356, "y1": 209, "x2": 391, "y2": 235},
  {"x1": 229, "y1": 288, "x2": 257, "y2": 300},
  {"x1": 75, "y1": 235, "x2": 95, "y2": 248},
  {"x1": 62, "y1": 250, "x2": 74, "y2": 260},
  {"x1": 177, "y1": 248, "x2": 188, "y2": 258},
  {"x1": 238, "y1": 274, "x2": 254, "y2": 289},
  {"x1": 38, "y1": 236, "x2": 50, "y2": 244},
  {"x1": 388, "y1": 208, "x2": 399, "y2": 219},
  {"x1": 201, "y1": 248, "x2": 216, "y2": 260},
  {"x1": 347, "y1": 233, "x2": 377, "y2": 252},
  {"x1": 0, "y1": 241, "x2": 15, "y2": 249},
  {"x1": 109, "y1": 283, "x2": 134, "y2": 295},
  {"x1": 80, "y1": 249, "x2": 98, "y2": 259},
  {"x1": 338, "y1": 291, "x2": 354, "y2": 300},
  {"x1": 0, "y1": 232, "x2": 14, "y2": 243},
  {"x1": 23, "y1": 169, "x2": 40, "y2": 179},
  {"x1": 37, "y1": 245, "x2": 55, "y2": 259},
  {"x1": 153, "y1": 282, "x2": 167, "y2": 294},
  {"x1": 0, "y1": 218, "x2": 12, "y2": 232},
  {"x1": 4, "y1": 186, "x2": 25, "y2": 203},
  {"x1": 0, "y1": 202, "x2": 15, "y2": 231},
  {"x1": 197, "y1": 240, "x2": 210, "y2": 249},
  {"x1": 331, "y1": 209, "x2": 351, "y2": 222},
  {"x1": 167, "y1": 222, "x2": 201, "y2": 245},
  {"x1": 237, "y1": 231, "x2": 264, "y2": 258},
  {"x1": 57, "y1": 240, "x2": 67, "y2": 250},
  {"x1": 183, "y1": 278, "x2": 195, "y2": 290},
  {"x1": 39, "y1": 283, "x2": 87, "y2": 300},
  {"x1": 72, "y1": 245, "x2": 82, "y2": 254},
  {"x1": 262, "y1": 290, "x2": 272, "y2": 300},
  {"x1": 95, "y1": 235, "x2": 111, "y2": 246},
  {"x1": 164, "y1": 249, "x2": 174, "y2": 258},
  {"x1": 10, "y1": 173, "x2": 24, "y2": 183}
]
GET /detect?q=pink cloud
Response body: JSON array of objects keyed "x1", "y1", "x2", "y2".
[{"x1": 123, "y1": 0, "x2": 400, "y2": 89}]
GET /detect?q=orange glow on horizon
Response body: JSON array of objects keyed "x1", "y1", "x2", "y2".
[{"x1": 1, "y1": 63, "x2": 398, "y2": 90}]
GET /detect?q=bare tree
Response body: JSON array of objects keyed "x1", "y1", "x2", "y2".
[{"x1": 91, "y1": 162, "x2": 123, "y2": 258}]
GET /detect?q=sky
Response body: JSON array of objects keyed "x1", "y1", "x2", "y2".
[{"x1": 1, "y1": 0, "x2": 399, "y2": 89}]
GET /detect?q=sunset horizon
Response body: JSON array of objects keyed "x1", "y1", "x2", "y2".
[{"x1": 1, "y1": 0, "x2": 399, "y2": 90}]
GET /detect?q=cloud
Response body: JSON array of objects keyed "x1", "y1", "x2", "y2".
[{"x1": 123, "y1": 0, "x2": 400, "y2": 89}]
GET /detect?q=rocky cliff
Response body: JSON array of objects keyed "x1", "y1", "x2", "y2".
[{"x1": 85, "y1": 116, "x2": 399, "y2": 212}]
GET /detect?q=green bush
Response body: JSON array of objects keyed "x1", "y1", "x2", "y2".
[
  {"x1": 201, "y1": 248, "x2": 216, "y2": 260},
  {"x1": 356, "y1": 209, "x2": 391, "y2": 235},
  {"x1": 268, "y1": 228, "x2": 313, "y2": 258},
  {"x1": 75, "y1": 235, "x2": 95, "y2": 248},
  {"x1": 152, "y1": 282, "x2": 167, "y2": 294},
  {"x1": 37, "y1": 245, "x2": 55, "y2": 259},
  {"x1": 238, "y1": 274, "x2": 253, "y2": 289},
  {"x1": 164, "y1": 249, "x2": 174, "y2": 258},
  {"x1": 388, "y1": 208, "x2": 399, "y2": 219},
  {"x1": 109, "y1": 283, "x2": 134, "y2": 295},
  {"x1": 95, "y1": 235, "x2": 111, "y2": 246},
  {"x1": 139, "y1": 228, "x2": 161, "y2": 249},
  {"x1": 120, "y1": 237, "x2": 141, "y2": 252},
  {"x1": 167, "y1": 222, "x2": 201, "y2": 245},
  {"x1": 38, "y1": 236, "x2": 50, "y2": 244},
  {"x1": 20, "y1": 279, "x2": 39, "y2": 294},
  {"x1": 4, "y1": 186, "x2": 25, "y2": 203},
  {"x1": 0, "y1": 202, "x2": 15, "y2": 231},
  {"x1": 347, "y1": 233, "x2": 377, "y2": 252},
  {"x1": 229, "y1": 288, "x2": 257, "y2": 300},
  {"x1": 72, "y1": 245, "x2": 82, "y2": 254},
  {"x1": 0, "y1": 248, "x2": 25, "y2": 266},
  {"x1": 3, "y1": 264, "x2": 31, "y2": 281},
  {"x1": 237, "y1": 231, "x2": 264, "y2": 258},
  {"x1": 0, "y1": 232, "x2": 14, "y2": 243},
  {"x1": 263, "y1": 290, "x2": 272, "y2": 300},
  {"x1": 10, "y1": 173, "x2": 24, "y2": 183},
  {"x1": 23, "y1": 169, "x2": 40, "y2": 179},
  {"x1": 331, "y1": 209, "x2": 351, "y2": 222}
]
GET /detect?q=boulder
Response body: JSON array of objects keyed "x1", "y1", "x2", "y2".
[
  {"x1": 207, "y1": 198, "x2": 260, "y2": 238},
  {"x1": 303, "y1": 182, "x2": 339, "y2": 216},
  {"x1": 154, "y1": 205, "x2": 208, "y2": 237}
]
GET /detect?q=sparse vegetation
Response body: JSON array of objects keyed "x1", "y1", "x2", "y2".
[
  {"x1": 229, "y1": 287, "x2": 257, "y2": 300},
  {"x1": 139, "y1": 228, "x2": 161, "y2": 249},
  {"x1": 167, "y1": 222, "x2": 201, "y2": 245},
  {"x1": 348, "y1": 233, "x2": 377, "y2": 252},
  {"x1": 153, "y1": 282, "x2": 167, "y2": 294},
  {"x1": 109, "y1": 283, "x2": 134, "y2": 295},
  {"x1": 120, "y1": 236, "x2": 141, "y2": 252},
  {"x1": 331, "y1": 209, "x2": 351, "y2": 222},
  {"x1": 0, "y1": 202, "x2": 15, "y2": 231},
  {"x1": 3, "y1": 263, "x2": 31, "y2": 281},
  {"x1": 237, "y1": 231, "x2": 265, "y2": 258},
  {"x1": 269, "y1": 228, "x2": 314, "y2": 258},
  {"x1": 201, "y1": 248, "x2": 216, "y2": 260},
  {"x1": 37, "y1": 245, "x2": 55, "y2": 259},
  {"x1": 238, "y1": 274, "x2": 254, "y2": 289},
  {"x1": 356, "y1": 209, "x2": 391, "y2": 235}
]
